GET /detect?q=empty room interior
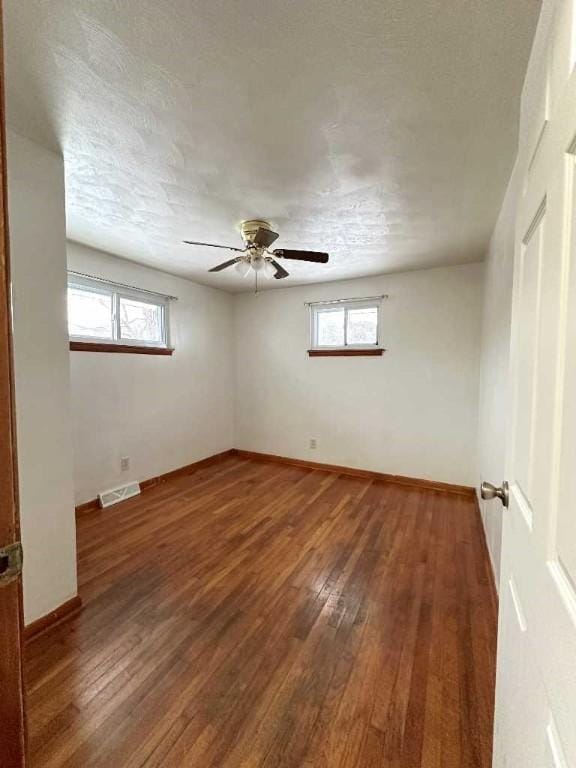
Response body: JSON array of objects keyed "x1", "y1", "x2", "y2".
[{"x1": 3, "y1": 0, "x2": 576, "y2": 766}]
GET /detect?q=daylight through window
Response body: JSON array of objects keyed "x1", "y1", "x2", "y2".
[
  {"x1": 67, "y1": 274, "x2": 170, "y2": 348},
  {"x1": 310, "y1": 298, "x2": 381, "y2": 349}
]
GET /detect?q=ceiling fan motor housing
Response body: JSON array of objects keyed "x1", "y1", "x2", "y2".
[{"x1": 239, "y1": 219, "x2": 273, "y2": 246}]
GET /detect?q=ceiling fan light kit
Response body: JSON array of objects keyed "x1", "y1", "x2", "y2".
[
  {"x1": 183, "y1": 219, "x2": 329, "y2": 292},
  {"x1": 234, "y1": 259, "x2": 251, "y2": 277}
]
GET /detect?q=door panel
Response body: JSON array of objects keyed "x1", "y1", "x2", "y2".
[
  {"x1": 495, "y1": 1, "x2": 576, "y2": 765},
  {"x1": 493, "y1": 574, "x2": 548, "y2": 767},
  {"x1": 556, "y1": 152, "x2": 576, "y2": 581},
  {"x1": 545, "y1": 715, "x2": 570, "y2": 768},
  {"x1": 513, "y1": 207, "x2": 545, "y2": 512},
  {"x1": 548, "y1": 0, "x2": 574, "y2": 113}
]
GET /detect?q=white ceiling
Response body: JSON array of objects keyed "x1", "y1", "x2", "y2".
[{"x1": 5, "y1": 0, "x2": 541, "y2": 292}]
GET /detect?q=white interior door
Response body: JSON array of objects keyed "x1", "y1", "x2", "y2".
[{"x1": 494, "y1": 1, "x2": 576, "y2": 765}]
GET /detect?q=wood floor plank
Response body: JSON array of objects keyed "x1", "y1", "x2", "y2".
[{"x1": 26, "y1": 456, "x2": 497, "y2": 767}]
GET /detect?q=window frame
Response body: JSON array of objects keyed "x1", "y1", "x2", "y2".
[
  {"x1": 309, "y1": 298, "x2": 382, "y2": 351},
  {"x1": 67, "y1": 274, "x2": 171, "y2": 350}
]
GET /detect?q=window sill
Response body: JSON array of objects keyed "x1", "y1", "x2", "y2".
[
  {"x1": 307, "y1": 348, "x2": 385, "y2": 357},
  {"x1": 70, "y1": 341, "x2": 174, "y2": 356}
]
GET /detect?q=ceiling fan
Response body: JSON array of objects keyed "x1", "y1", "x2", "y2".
[{"x1": 183, "y1": 220, "x2": 329, "y2": 288}]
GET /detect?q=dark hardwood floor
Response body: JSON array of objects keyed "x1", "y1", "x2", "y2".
[{"x1": 25, "y1": 455, "x2": 497, "y2": 767}]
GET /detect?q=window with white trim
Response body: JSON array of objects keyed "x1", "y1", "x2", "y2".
[
  {"x1": 309, "y1": 298, "x2": 382, "y2": 349},
  {"x1": 67, "y1": 274, "x2": 170, "y2": 348}
]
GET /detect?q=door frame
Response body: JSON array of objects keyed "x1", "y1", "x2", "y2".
[{"x1": 0, "y1": 0, "x2": 27, "y2": 764}]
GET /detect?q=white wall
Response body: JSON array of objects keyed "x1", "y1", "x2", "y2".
[
  {"x1": 7, "y1": 132, "x2": 78, "y2": 624},
  {"x1": 234, "y1": 263, "x2": 484, "y2": 487},
  {"x1": 67, "y1": 242, "x2": 234, "y2": 505}
]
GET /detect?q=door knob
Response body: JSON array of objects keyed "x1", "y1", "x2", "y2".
[{"x1": 480, "y1": 480, "x2": 509, "y2": 508}]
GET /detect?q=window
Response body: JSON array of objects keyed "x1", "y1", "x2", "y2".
[
  {"x1": 67, "y1": 274, "x2": 171, "y2": 352},
  {"x1": 309, "y1": 297, "x2": 384, "y2": 356}
]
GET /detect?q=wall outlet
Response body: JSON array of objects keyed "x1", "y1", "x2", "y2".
[
  {"x1": 309, "y1": 439, "x2": 317, "y2": 450},
  {"x1": 120, "y1": 456, "x2": 130, "y2": 472}
]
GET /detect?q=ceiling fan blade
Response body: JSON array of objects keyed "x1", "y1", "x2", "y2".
[
  {"x1": 269, "y1": 259, "x2": 289, "y2": 279},
  {"x1": 183, "y1": 240, "x2": 245, "y2": 253},
  {"x1": 273, "y1": 249, "x2": 329, "y2": 263},
  {"x1": 253, "y1": 227, "x2": 279, "y2": 248},
  {"x1": 208, "y1": 258, "x2": 240, "y2": 272}
]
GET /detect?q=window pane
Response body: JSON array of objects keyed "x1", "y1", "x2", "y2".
[
  {"x1": 68, "y1": 286, "x2": 114, "y2": 339},
  {"x1": 347, "y1": 306, "x2": 378, "y2": 345},
  {"x1": 317, "y1": 308, "x2": 345, "y2": 346},
  {"x1": 119, "y1": 297, "x2": 164, "y2": 343}
]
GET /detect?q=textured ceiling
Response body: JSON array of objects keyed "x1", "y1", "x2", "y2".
[{"x1": 5, "y1": 0, "x2": 541, "y2": 291}]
